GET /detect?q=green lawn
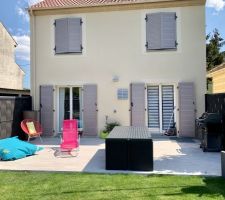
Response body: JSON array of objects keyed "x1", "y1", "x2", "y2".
[{"x1": 0, "y1": 172, "x2": 225, "y2": 200}]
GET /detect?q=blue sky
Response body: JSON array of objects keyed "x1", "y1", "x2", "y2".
[{"x1": 0, "y1": 0, "x2": 225, "y2": 89}]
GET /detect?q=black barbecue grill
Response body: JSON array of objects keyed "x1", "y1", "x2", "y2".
[{"x1": 196, "y1": 113, "x2": 223, "y2": 152}]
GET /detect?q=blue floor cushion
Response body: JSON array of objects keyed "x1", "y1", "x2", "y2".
[{"x1": 0, "y1": 136, "x2": 43, "y2": 161}]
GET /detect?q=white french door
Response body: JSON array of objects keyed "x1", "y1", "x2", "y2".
[
  {"x1": 58, "y1": 86, "x2": 83, "y2": 132},
  {"x1": 147, "y1": 84, "x2": 175, "y2": 133}
]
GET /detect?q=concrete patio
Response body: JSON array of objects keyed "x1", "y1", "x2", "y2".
[{"x1": 0, "y1": 135, "x2": 221, "y2": 176}]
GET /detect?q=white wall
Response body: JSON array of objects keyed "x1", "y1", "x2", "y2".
[
  {"x1": 0, "y1": 23, "x2": 24, "y2": 90},
  {"x1": 31, "y1": 5, "x2": 206, "y2": 133}
]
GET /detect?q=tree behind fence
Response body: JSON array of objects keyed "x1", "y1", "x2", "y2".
[{"x1": 0, "y1": 96, "x2": 32, "y2": 140}]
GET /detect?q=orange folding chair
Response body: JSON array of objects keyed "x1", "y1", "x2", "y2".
[{"x1": 21, "y1": 119, "x2": 43, "y2": 142}]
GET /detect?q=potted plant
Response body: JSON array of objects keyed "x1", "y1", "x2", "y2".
[
  {"x1": 100, "y1": 131, "x2": 109, "y2": 139},
  {"x1": 99, "y1": 116, "x2": 120, "y2": 139}
]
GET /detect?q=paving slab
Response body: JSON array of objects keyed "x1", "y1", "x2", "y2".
[{"x1": 0, "y1": 136, "x2": 221, "y2": 176}]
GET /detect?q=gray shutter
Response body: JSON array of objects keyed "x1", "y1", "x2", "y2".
[
  {"x1": 131, "y1": 83, "x2": 146, "y2": 126},
  {"x1": 83, "y1": 84, "x2": 97, "y2": 136},
  {"x1": 146, "y1": 13, "x2": 161, "y2": 50},
  {"x1": 146, "y1": 12, "x2": 176, "y2": 50},
  {"x1": 161, "y1": 12, "x2": 177, "y2": 49},
  {"x1": 178, "y1": 82, "x2": 195, "y2": 137},
  {"x1": 162, "y1": 85, "x2": 174, "y2": 130},
  {"x1": 68, "y1": 18, "x2": 82, "y2": 53},
  {"x1": 55, "y1": 18, "x2": 68, "y2": 54},
  {"x1": 40, "y1": 85, "x2": 54, "y2": 136}
]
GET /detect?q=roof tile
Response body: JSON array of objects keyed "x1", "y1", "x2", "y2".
[{"x1": 30, "y1": 0, "x2": 149, "y2": 9}]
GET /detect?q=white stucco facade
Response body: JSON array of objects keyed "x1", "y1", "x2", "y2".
[
  {"x1": 30, "y1": 4, "x2": 206, "y2": 134},
  {"x1": 0, "y1": 22, "x2": 24, "y2": 90}
]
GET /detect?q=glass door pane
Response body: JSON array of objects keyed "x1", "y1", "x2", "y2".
[
  {"x1": 73, "y1": 87, "x2": 82, "y2": 129},
  {"x1": 79, "y1": 87, "x2": 83, "y2": 129},
  {"x1": 58, "y1": 87, "x2": 70, "y2": 131},
  {"x1": 72, "y1": 87, "x2": 80, "y2": 120},
  {"x1": 162, "y1": 85, "x2": 174, "y2": 130},
  {"x1": 64, "y1": 87, "x2": 70, "y2": 120},
  {"x1": 147, "y1": 86, "x2": 160, "y2": 128}
]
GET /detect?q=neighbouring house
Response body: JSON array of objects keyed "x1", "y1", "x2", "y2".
[
  {"x1": 207, "y1": 62, "x2": 225, "y2": 94},
  {"x1": 0, "y1": 22, "x2": 25, "y2": 91},
  {"x1": 0, "y1": 88, "x2": 30, "y2": 96},
  {"x1": 29, "y1": 0, "x2": 206, "y2": 137}
]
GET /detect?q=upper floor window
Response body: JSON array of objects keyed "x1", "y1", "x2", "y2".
[
  {"x1": 54, "y1": 17, "x2": 83, "y2": 54},
  {"x1": 145, "y1": 12, "x2": 177, "y2": 50}
]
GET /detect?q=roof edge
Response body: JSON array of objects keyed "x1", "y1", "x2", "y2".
[
  {"x1": 29, "y1": 0, "x2": 174, "y2": 10},
  {"x1": 207, "y1": 62, "x2": 225, "y2": 75},
  {"x1": 16, "y1": 62, "x2": 26, "y2": 75},
  {"x1": 0, "y1": 22, "x2": 18, "y2": 46},
  {"x1": 28, "y1": 0, "x2": 206, "y2": 16}
]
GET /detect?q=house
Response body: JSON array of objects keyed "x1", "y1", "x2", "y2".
[
  {"x1": 0, "y1": 88, "x2": 30, "y2": 96},
  {"x1": 207, "y1": 62, "x2": 225, "y2": 94},
  {"x1": 29, "y1": 0, "x2": 206, "y2": 137},
  {"x1": 0, "y1": 22, "x2": 25, "y2": 91}
]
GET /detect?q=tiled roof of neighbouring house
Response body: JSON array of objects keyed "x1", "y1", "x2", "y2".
[{"x1": 30, "y1": 0, "x2": 174, "y2": 9}]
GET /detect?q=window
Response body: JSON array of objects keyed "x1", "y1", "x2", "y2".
[
  {"x1": 146, "y1": 12, "x2": 177, "y2": 50},
  {"x1": 54, "y1": 18, "x2": 83, "y2": 54},
  {"x1": 147, "y1": 85, "x2": 175, "y2": 131},
  {"x1": 117, "y1": 88, "x2": 128, "y2": 100}
]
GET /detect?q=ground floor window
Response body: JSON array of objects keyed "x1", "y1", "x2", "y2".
[{"x1": 147, "y1": 84, "x2": 175, "y2": 132}]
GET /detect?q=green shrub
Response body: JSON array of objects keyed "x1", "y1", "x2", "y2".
[
  {"x1": 99, "y1": 120, "x2": 120, "y2": 139},
  {"x1": 104, "y1": 122, "x2": 120, "y2": 133}
]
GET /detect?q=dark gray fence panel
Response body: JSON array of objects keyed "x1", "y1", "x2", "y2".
[
  {"x1": 0, "y1": 96, "x2": 32, "y2": 140},
  {"x1": 205, "y1": 94, "x2": 225, "y2": 115},
  {"x1": 205, "y1": 93, "x2": 225, "y2": 150}
]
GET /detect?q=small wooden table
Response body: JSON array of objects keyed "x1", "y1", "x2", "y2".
[{"x1": 105, "y1": 126, "x2": 153, "y2": 171}]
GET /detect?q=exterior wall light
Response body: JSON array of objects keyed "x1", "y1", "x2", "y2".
[{"x1": 112, "y1": 75, "x2": 119, "y2": 82}]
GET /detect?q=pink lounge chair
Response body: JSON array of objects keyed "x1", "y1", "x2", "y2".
[{"x1": 59, "y1": 119, "x2": 79, "y2": 156}]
